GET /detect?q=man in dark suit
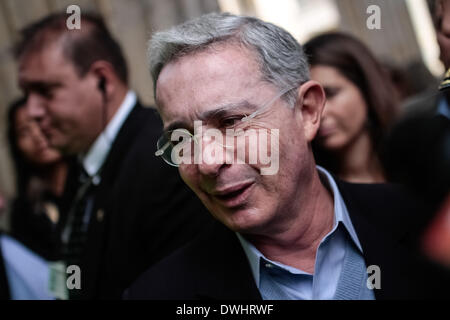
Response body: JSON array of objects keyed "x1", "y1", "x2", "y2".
[
  {"x1": 385, "y1": 0, "x2": 450, "y2": 212},
  {"x1": 126, "y1": 13, "x2": 450, "y2": 300},
  {"x1": 16, "y1": 13, "x2": 211, "y2": 299}
]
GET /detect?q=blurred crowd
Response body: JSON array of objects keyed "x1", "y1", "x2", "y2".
[{"x1": 0, "y1": 0, "x2": 448, "y2": 300}]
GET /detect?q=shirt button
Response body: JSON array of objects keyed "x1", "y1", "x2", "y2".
[{"x1": 265, "y1": 263, "x2": 273, "y2": 268}]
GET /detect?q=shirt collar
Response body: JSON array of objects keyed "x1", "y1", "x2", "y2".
[
  {"x1": 236, "y1": 165, "x2": 363, "y2": 288},
  {"x1": 316, "y1": 165, "x2": 362, "y2": 252},
  {"x1": 236, "y1": 233, "x2": 262, "y2": 288},
  {"x1": 82, "y1": 90, "x2": 137, "y2": 177}
]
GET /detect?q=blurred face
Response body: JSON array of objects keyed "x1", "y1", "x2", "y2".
[
  {"x1": 437, "y1": 0, "x2": 450, "y2": 69},
  {"x1": 18, "y1": 41, "x2": 104, "y2": 155},
  {"x1": 14, "y1": 106, "x2": 62, "y2": 166},
  {"x1": 156, "y1": 44, "x2": 321, "y2": 235},
  {"x1": 310, "y1": 65, "x2": 368, "y2": 151}
]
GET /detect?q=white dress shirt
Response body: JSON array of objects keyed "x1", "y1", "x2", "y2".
[{"x1": 81, "y1": 90, "x2": 137, "y2": 181}]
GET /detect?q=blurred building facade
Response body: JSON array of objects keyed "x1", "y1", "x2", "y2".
[{"x1": 219, "y1": 0, "x2": 442, "y2": 75}]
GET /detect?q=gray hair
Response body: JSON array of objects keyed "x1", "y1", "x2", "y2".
[{"x1": 148, "y1": 12, "x2": 310, "y2": 106}]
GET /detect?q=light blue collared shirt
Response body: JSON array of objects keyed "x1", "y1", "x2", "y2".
[
  {"x1": 1, "y1": 235, "x2": 54, "y2": 300},
  {"x1": 236, "y1": 166, "x2": 367, "y2": 300}
]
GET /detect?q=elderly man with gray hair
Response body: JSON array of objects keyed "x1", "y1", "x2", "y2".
[{"x1": 126, "y1": 13, "x2": 449, "y2": 300}]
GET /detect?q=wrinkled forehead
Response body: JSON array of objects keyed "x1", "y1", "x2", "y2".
[
  {"x1": 18, "y1": 40, "x2": 72, "y2": 84},
  {"x1": 154, "y1": 44, "x2": 269, "y2": 126},
  {"x1": 18, "y1": 32, "x2": 67, "y2": 65}
]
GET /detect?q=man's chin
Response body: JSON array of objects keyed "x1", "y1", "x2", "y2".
[{"x1": 217, "y1": 208, "x2": 268, "y2": 234}]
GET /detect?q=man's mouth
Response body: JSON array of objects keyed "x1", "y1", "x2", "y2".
[{"x1": 211, "y1": 180, "x2": 255, "y2": 208}]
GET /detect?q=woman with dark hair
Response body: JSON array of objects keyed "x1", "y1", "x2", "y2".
[
  {"x1": 303, "y1": 32, "x2": 399, "y2": 183},
  {"x1": 7, "y1": 97, "x2": 69, "y2": 259}
]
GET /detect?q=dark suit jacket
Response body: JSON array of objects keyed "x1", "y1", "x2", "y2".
[
  {"x1": 67, "y1": 102, "x2": 213, "y2": 299},
  {"x1": 124, "y1": 181, "x2": 450, "y2": 300},
  {"x1": 401, "y1": 90, "x2": 442, "y2": 117},
  {"x1": 385, "y1": 90, "x2": 450, "y2": 208}
]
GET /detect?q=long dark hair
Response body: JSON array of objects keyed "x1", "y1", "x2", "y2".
[
  {"x1": 6, "y1": 98, "x2": 68, "y2": 260},
  {"x1": 303, "y1": 32, "x2": 399, "y2": 172},
  {"x1": 7, "y1": 97, "x2": 31, "y2": 197}
]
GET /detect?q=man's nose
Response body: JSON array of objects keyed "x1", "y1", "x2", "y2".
[
  {"x1": 197, "y1": 137, "x2": 228, "y2": 177},
  {"x1": 26, "y1": 94, "x2": 46, "y2": 120}
]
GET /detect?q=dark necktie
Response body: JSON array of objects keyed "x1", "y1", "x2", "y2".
[{"x1": 61, "y1": 167, "x2": 96, "y2": 299}]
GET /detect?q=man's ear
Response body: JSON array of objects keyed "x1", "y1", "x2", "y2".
[
  {"x1": 294, "y1": 80, "x2": 326, "y2": 142},
  {"x1": 89, "y1": 61, "x2": 116, "y2": 98}
]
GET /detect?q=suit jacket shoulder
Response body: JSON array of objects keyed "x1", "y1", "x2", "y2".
[
  {"x1": 124, "y1": 221, "x2": 261, "y2": 300},
  {"x1": 336, "y1": 181, "x2": 427, "y2": 239},
  {"x1": 336, "y1": 181, "x2": 450, "y2": 299},
  {"x1": 401, "y1": 90, "x2": 441, "y2": 119}
]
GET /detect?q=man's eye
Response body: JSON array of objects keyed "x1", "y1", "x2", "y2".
[
  {"x1": 40, "y1": 88, "x2": 53, "y2": 98},
  {"x1": 171, "y1": 136, "x2": 192, "y2": 147},
  {"x1": 35, "y1": 85, "x2": 57, "y2": 99},
  {"x1": 220, "y1": 117, "x2": 241, "y2": 128}
]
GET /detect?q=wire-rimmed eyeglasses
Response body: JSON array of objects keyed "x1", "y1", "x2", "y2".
[{"x1": 155, "y1": 86, "x2": 296, "y2": 167}]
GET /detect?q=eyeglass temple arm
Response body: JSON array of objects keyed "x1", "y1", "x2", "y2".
[
  {"x1": 241, "y1": 86, "x2": 296, "y2": 122},
  {"x1": 155, "y1": 141, "x2": 171, "y2": 156},
  {"x1": 155, "y1": 86, "x2": 297, "y2": 155}
]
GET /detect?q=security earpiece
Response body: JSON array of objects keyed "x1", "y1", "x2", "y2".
[{"x1": 98, "y1": 76, "x2": 106, "y2": 95}]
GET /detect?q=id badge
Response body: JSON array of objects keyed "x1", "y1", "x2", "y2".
[{"x1": 48, "y1": 261, "x2": 68, "y2": 300}]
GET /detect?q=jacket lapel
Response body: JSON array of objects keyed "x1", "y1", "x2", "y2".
[
  {"x1": 81, "y1": 102, "x2": 157, "y2": 298},
  {"x1": 99, "y1": 102, "x2": 155, "y2": 188}
]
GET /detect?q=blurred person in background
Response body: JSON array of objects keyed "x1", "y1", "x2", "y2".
[
  {"x1": 418, "y1": 114, "x2": 450, "y2": 267},
  {"x1": 303, "y1": 33, "x2": 399, "y2": 183},
  {"x1": 383, "y1": 60, "x2": 439, "y2": 103},
  {"x1": 7, "y1": 97, "x2": 70, "y2": 260},
  {"x1": 16, "y1": 12, "x2": 211, "y2": 299},
  {"x1": 386, "y1": 0, "x2": 449, "y2": 206},
  {"x1": 385, "y1": 0, "x2": 450, "y2": 266},
  {"x1": 395, "y1": 0, "x2": 450, "y2": 120},
  {"x1": 437, "y1": 0, "x2": 450, "y2": 79}
]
